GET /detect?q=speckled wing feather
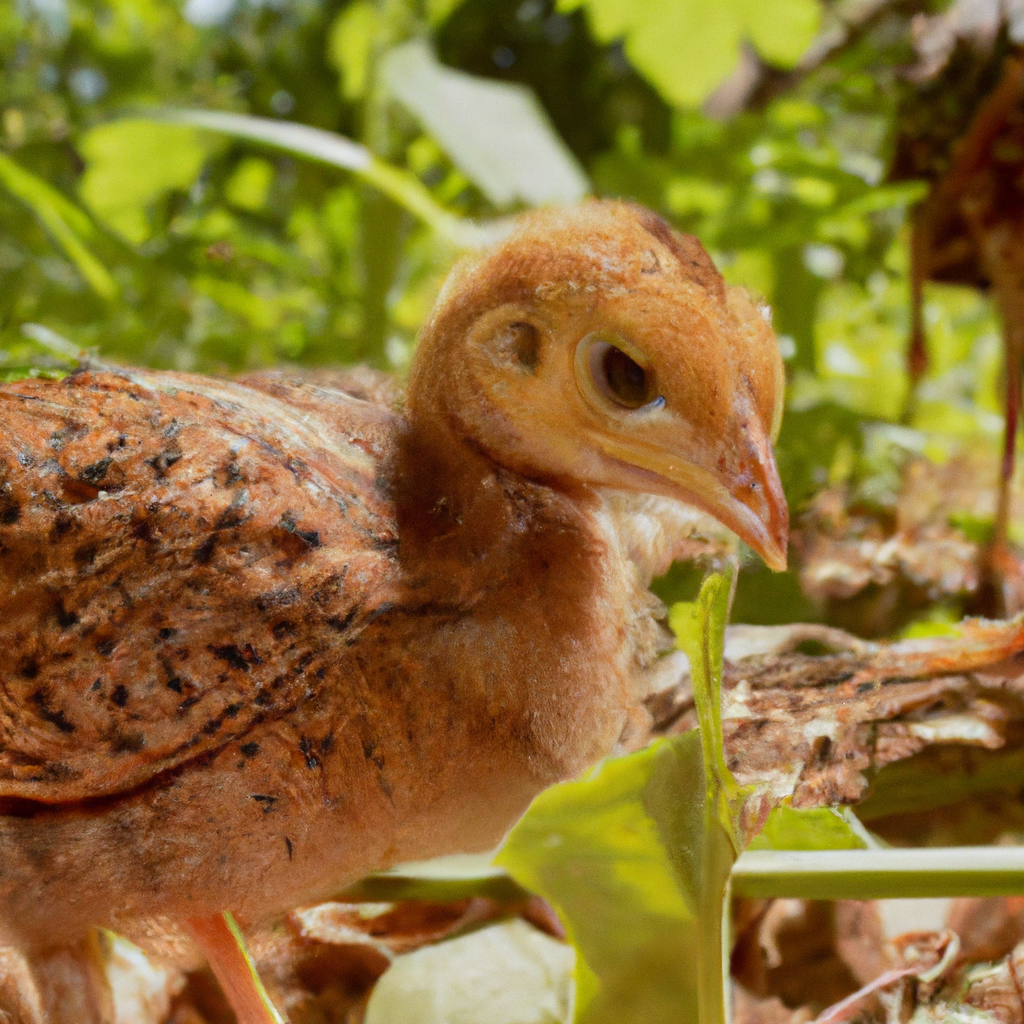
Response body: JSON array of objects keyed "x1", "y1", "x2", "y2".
[{"x1": 0, "y1": 368, "x2": 401, "y2": 803}]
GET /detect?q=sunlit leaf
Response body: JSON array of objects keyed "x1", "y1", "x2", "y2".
[
  {"x1": 560, "y1": 0, "x2": 821, "y2": 107},
  {"x1": 78, "y1": 120, "x2": 216, "y2": 245},
  {"x1": 747, "y1": 805, "x2": 870, "y2": 851},
  {"x1": 152, "y1": 108, "x2": 502, "y2": 248},
  {"x1": 381, "y1": 40, "x2": 589, "y2": 207},
  {"x1": 497, "y1": 733, "x2": 710, "y2": 1023},
  {"x1": 327, "y1": 0, "x2": 382, "y2": 101},
  {"x1": 496, "y1": 572, "x2": 739, "y2": 1024},
  {"x1": 224, "y1": 156, "x2": 274, "y2": 212},
  {"x1": 737, "y1": 0, "x2": 820, "y2": 66}
]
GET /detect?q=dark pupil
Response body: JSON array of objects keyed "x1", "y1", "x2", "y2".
[{"x1": 602, "y1": 346, "x2": 649, "y2": 407}]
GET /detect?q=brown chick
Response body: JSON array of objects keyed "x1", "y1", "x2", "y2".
[{"x1": 0, "y1": 200, "x2": 787, "y2": 1021}]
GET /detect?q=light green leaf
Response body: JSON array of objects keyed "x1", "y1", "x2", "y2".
[
  {"x1": 365, "y1": 919, "x2": 575, "y2": 1024},
  {"x1": 426, "y1": 0, "x2": 470, "y2": 27},
  {"x1": 560, "y1": 0, "x2": 821, "y2": 107},
  {"x1": 381, "y1": 40, "x2": 589, "y2": 207},
  {"x1": 497, "y1": 733, "x2": 713, "y2": 1024},
  {"x1": 0, "y1": 152, "x2": 117, "y2": 299},
  {"x1": 78, "y1": 120, "x2": 215, "y2": 245},
  {"x1": 747, "y1": 805, "x2": 870, "y2": 851},
  {"x1": 737, "y1": 0, "x2": 820, "y2": 66},
  {"x1": 669, "y1": 569, "x2": 743, "y2": 843},
  {"x1": 327, "y1": 0, "x2": 382, "y2": 101},
  {"x1": 224, "y1": 156, "x2": 274, "y2": 212}
]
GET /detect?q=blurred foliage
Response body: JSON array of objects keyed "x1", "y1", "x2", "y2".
[{"x1": 1, "y1": 0, "x2": 1007, "y2": 623}]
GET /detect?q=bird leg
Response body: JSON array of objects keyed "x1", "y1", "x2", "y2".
[{"x1": 184, "y1": 913, "x2": 286, "y2": 1024}]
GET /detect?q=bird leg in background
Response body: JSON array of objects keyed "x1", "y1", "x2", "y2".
[
  {"x1": 185, "y1": 914, "x2": 286, "y2": 1024},
  {"x1": 902, "y1": 57, "x2": 1024, "y2": 616},
  {"x1": 967, "y1": 219, "x2": 1024, "y2": 617},
  {"x1": 905, "y1": 213, "x2": 930, "y2": 413}
]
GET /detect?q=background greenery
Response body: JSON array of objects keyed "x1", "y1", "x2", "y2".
[{"x1": 1, "y1": 0, "x2": 1008, "y2": 629}]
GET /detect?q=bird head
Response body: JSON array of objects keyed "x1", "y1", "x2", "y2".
[{"x1": 407, "y1": 201, "x2": 789, "y2": 571}]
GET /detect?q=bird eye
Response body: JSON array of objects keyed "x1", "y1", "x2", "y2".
[{"x1": 576, "y1": 334, "x2": 661, "y2": 411}]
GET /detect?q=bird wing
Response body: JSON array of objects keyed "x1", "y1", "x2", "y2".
[{"x1": 0, "y1": 367, "x2": 402, "y2": 803}]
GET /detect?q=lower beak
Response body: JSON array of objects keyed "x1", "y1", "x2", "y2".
[{"x1": 600, "y1": 428, "x2": 789, "y2": 572}]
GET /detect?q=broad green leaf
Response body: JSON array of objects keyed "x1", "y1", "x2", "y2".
[
  {"x1": 0, "y1": 153, "x2": 116, "y2": 299},
  {"x1": 747, "y1": 805, "x2": 870, "y2": 851},
  {"x1": 560, "y1": 0, "x2": 821, "y2": 107},
  {"x1": 327, "y1": 0, "x2": 382, "y2": 101},
  {"x1": 365, "y1": 919, "x2": 575, "y2": 1024},
  {"x1": 381, "y1": 40, "x2": 589, "y2": 207},
  {"x1": 737, "y1": 0, "x2": 820, "y2": 66},
  {"x1": 78, "y1": 120, "x2": 214, "y2": 245},
  {"x1": 497, "y1": 733, "x2": 714, "y2": 1024}
]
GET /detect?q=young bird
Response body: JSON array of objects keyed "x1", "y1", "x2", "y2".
[{"x1": 0, "y1": 201, "x2": 787, "y2": 1021}]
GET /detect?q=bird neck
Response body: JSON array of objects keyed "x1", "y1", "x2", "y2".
[{"x1": 389, "y1": 408, "x2": 590, "y2": 593}]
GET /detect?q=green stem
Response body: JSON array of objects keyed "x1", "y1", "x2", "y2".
[{"x1": 732, "y1": 846, "x2": 1024, "y2": 900}]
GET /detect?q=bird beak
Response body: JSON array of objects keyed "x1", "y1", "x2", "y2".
[
  {"x1": 598, "y1": 419, "x2": 789, "y2": 572},
  {"x1": 713, "y1": 427, "x2": 789, "y2": 572}
]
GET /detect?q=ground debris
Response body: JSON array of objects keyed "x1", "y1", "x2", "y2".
[
  {"x1": 789, "y1": 452, "x2": 1024, "y2": 633},
  {"x1": 646, "y1": 612, "x2": 1024, "y2": 809}
]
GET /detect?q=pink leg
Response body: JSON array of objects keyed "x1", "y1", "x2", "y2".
[{"x1": 185, "y1": 913, "x2": 286, "y2": 1024}]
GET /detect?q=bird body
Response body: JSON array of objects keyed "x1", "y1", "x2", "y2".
[{"x1": 0, "y1": 202, "x2": 787, "y2": 1010}]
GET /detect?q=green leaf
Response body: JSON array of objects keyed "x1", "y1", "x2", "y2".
[
  {"x1": 78, "y1": 120, "x2": 215, "y2": 245},
  {"x1": 561, "y1": 0, "x2": 821, "y2": 107},
  {"x1": 0, "y1": 153, "x2": 117, "y2": 299},
  {"x1": 224, "y1": 157, "x2": 274, "y2": 212},
  {"x1": 668, "y1": 570, "x2": 743, "y2": 844},
  {"x1": 426, "y1": 0, "x2": 470, "y2": 27},
  {"x1": 747, "y1": 805, "x2": 870, "y2": 851},
  {"x1": 153, "y1": 109, "x2": 502, "y2": 249},
  {"x1": 497, "y1": 733, "x2": 716, "y2": 1023},
  {"x1": 327, "y1": 0, "x2": 383, "y2": 101},
  {"x1": 737, "y1": 0, "x2": 820, "y2": 67},
  {"x1": 381, "y1": 41, "x2": 589, "y2": 207}
]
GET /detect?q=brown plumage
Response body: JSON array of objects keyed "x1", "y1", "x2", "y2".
[{"x1": 0, "y1": 201, "x2": 787, "y2": 1020}]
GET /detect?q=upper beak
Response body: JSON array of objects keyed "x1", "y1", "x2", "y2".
[{"x1": 721, "y1": 435, "x2": 789, "y2": 572}]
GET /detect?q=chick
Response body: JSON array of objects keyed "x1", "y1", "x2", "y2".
[{"x1": 0, "y1": 201, "x2": 787, "y2": 1021}]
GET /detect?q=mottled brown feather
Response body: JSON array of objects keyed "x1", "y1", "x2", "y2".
[{"x1": 0, "y1": 368, "x2": 399, "y2": 802}]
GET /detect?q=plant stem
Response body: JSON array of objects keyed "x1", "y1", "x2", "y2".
[{"x1": 732, "y1": 846, "x2": 1024, "y2": 900}]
